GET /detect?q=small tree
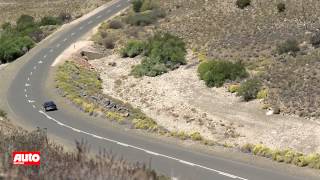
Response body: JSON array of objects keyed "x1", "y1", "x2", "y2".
[
  {"x1": 277, "y1": 2, "x2": 286, "y2": 13},
  {"x1": 16, "y1": 14, "x2": 36, "y2": 32},
  {"x1": 237, "y1": 79, "x2": 262, "y2": 101},
  {"x1": 310, "y1": 32, "x2": 320, "y2": 48},
  {"x1": 132, "y1": 0, "x2": 143, "y2": 12},
  {"x1": 236, "y1": 0, "x2": 251, "y2": 9},
  {"x1": 277, "y1": 39, "x2": 300, "y2": 55}
]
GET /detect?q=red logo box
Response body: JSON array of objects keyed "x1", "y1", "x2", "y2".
[{"x1": 12, "y1": 152, "x2": 40, "y2": 166}]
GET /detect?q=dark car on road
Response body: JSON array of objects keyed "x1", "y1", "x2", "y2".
[{"x1": 43, "y1": 101, "x2": 58, "y2": 112}]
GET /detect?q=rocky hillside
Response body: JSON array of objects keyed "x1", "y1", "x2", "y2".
[
  {"x1": 157, "y1": 0, "x2": 320, "y2": 118},
  {"x1": 0, "y1": 0, "x2": 110, "y2": 24}
]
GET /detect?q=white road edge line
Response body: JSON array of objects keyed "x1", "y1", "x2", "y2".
[
  {"x1": 24, "y1": 89, "x2": 27, "y2": 92},
  {"x1": 30, "y1": 72, "x2": 33, "y2": 75},
  {"x1": 32, "y1": 105, "x2": 36, "y2": 109},
  {"x1": 38, "y1": 110, "x2": 248, "y2": 180}
]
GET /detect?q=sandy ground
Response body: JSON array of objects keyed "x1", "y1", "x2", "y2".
[{"x1": 89, "y1": 50, "x2": 320, "y2": 154}]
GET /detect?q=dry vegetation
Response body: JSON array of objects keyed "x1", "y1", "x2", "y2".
[
  {"x1": 0, "y1": 117, "x2": 167, "y2": 180},
  {"x1": 0, "y1": 0, "x2": 110, "y2": 25}
]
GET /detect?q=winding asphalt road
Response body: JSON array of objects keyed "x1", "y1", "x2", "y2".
[{"x1": 5, "y1": 0, "x2": 318, "y2": 179}]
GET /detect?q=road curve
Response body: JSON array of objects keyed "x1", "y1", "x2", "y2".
[{"x1": 5, "y1": 0, "x2": 317, "y2": 179}]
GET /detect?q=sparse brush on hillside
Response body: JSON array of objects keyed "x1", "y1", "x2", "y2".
[
  {"x1": 0, "y1": 121, "x2": 167, "y2": 180},
  {"x1": 127, "y1": 0, "x2": 165, "y2": 26},
  {"x1": 237, "y1": 78, "x2": 262, "y2": 101}
]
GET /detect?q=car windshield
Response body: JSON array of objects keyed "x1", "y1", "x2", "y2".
[{"x1": 44, "y1": 101, "x2": 55, "y2": 106}]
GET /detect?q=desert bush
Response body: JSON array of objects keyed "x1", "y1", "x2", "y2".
[
  {"x1": 141, "y1": 0, "x2": 159, "y2": 11},
  {"x1": 1, "y1": 22, "x2": 11, "y2": 30},
  {"x1": 109, "y1": 20, "x2": 123, "y2": 29},
  {"x1": 144, "y1": 32, "x2": 186, "y2": 68},
  {"x1": 240, "y1": 143, "x2": 254, "y2": 153},
  {"x1": 131, "y1": 57, "x2": 168, "y2": 77},
  {"x1": 132, "y1": 0, "x2": 143, "y2": 12},
  {"x1": 131, "y1": 32, "x2": 186, "y2": 77},
  {"x1": 310, "y1": 32, "x2": 320, "y2": 48},
  {"x1": 0, "y1": 109, "x2": 7, "y2": 118},
  {"x1": 170, "y1": 131, "x2": 190, "y2": 140},
  {"x1": 237, "y1": 78, "x2": 262, "y2": 101},
  {"x1": 252, "y1": 144, "x2": 273, "y2": 158},
  {"x1": 277, "y1": 38, "x2": 300, "y2": 55},
  {"x1": 284, "y1": 150, "x2": 296, "y2": 164},
  {"x1": 106, "y1": 111, "x2": 125, "y2": 123},
  {"x1": 228, "y1": 84, "x2": 240, "y2": 93},
  {"x1": 198, "y1": 60, "x2": 248, "y2": 87},
  {"x1": 190, "y1": 132, "x2": 203, "y2": 141},
  {"x1": 59, "y1": 12, "x2": 72, "y2": 22},
  {"x1": 256, "y1": 89, "x2": 268, "y2": 99},
  {"x1": 40, "y1": 16, "x2": 63, "y2": 26},
  {"x1": 102, "y1": 37, "x2": 115, "y2": 49},
  {"x1": 16, "y1": 14, "x2": 36, "y2": 31},
  {"x1": 236, "y1": 0, "x2": 251, "y2": 9},
  {"x1": 0, "y1": 34, "x2": 35, "y2": 63},
  {"x1": 132, "y1": 117, "x2": 158, "y2": 130},
  {"x1": 126, "y1": 11, "x2": 157, "y2": 26},
  {"x1": 121, "y1": 40, "x2": 145, "y2": 58},
  {"x1": 277, "y1": 2, "x2": 286, "y2": 13}
]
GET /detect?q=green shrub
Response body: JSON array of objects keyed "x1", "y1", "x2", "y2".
[
  {"x1": 132, "y1": 117, "x2": 158, "y2": 130},
  {"x1": 237, "y1": 79, "x2": 262, "y2": 101},
  {"x1": 190, "y1": 132, "x2": 203, "y2": 141},
  {"x1": 170, "y1": 131, "x2": 190, "y2": 140},
  {"x1": 106, "y1": 111, "x2": 125, "y2": 123},
  {"x1": 126, "y1": 11, "x2": 156, "y2": 26},
  {"x1": 109, "y1": 20, "x2": 123, "y2": 29},
  {"x1": 306, "y1": 154, "x2": 320, "y2": 169},
  {"x1": 236, "y1": 0, "x2": 251, "y2": 9},
  {"x1": 252, "y1": 144, "x2": 273, "y2": 158},
  {"x1": 256, "y1": 89, "x2": 268, "y2": 99},
  {"x1": 59, "y1": 12, "x2": 72, "y2": 22},
  {"x1": 1, "y1": 22, "x2": 11, "y2": 30},
  {"x1": 132, "y1": 0, "x2": 143, "y2": 12},
  {"x1": 40, "y1": 16, "x2": 63, "y2": 26},
  {"x1": 240, "y1": 143, "x2": 254, "y2": 153},
  {"x1": 0, "y1": 34, "x2": 35, "y2": 63},
  {"x1": 277, "y1": 2, "x2": 286, "y2": 12},
  {"x1": 310, "y1": 32, "x2": 320, "y2": 48},
  {"x1": 293, "y1": 154, "x2": 309, "y2": 167},
  {"x1": 141, "y1": 0, "x2": 159, "y2": 11},
  {"x1": 0, "y1": 109, "x2": 7, "y2": 118},
  {"x1": 131, "y1": 32, "x2": 186, "y2": 77},
  {"x1": 198, "y1": 60, "x2": 248, "y2": 87},
  {"x1": 277, "y1": 38, "x2": 300, "y2": 55},
  {"x1": 228, "y1": 84, "x2": 240, "y2": 93},
  {"x1": 16, "y1": 14, "x2": 36, "y2": 32},
  {"x1": 121, "y1": 40, "x2": 145, "y2": 58},
  {"x1": 131, "y1": 57, "x2": 167, "y2": 77},
  {"x1": 102, "y1": 37, "x2": 115, "y2": 49},
  {"x1": 283, "y1": 150, "x2": 297, "y2": 164},
  {"x1": 144, "y1": 32, "x2": 186, "y2": 68}
]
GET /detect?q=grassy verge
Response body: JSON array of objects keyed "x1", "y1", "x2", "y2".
[
  {"x1": 55, "y1": 61, "x2": 210, "y2": 145},
  {"x1": 241, "y1": 144, "x2": 320, "y2": 169}
]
